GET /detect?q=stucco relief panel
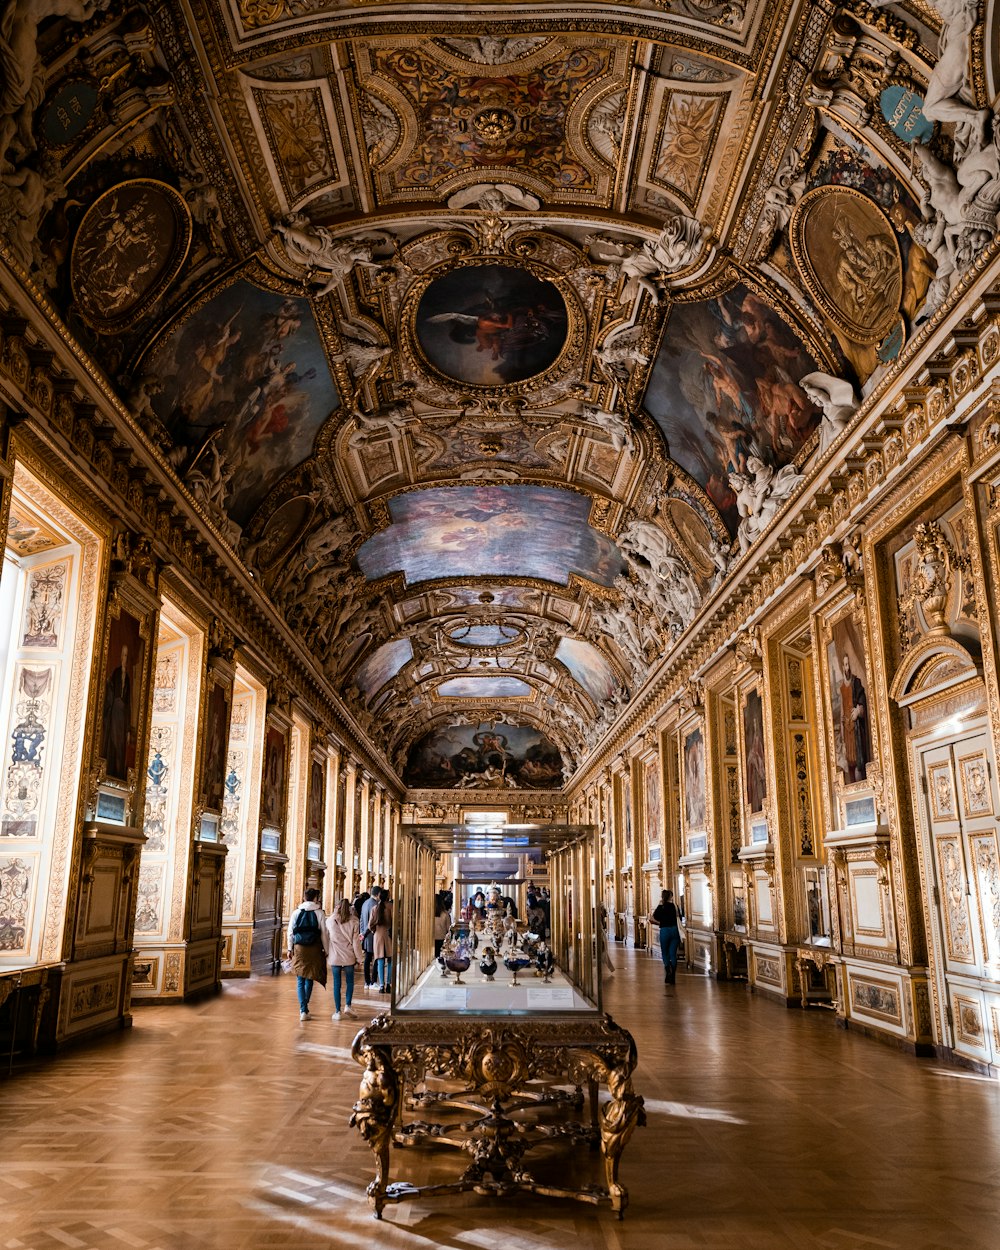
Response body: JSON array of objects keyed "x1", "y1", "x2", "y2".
[
  {"x1": 647, "y1": 89, "x2": 725, "y2": 207},
  {"x1": 937, "y1": 834, "x2": 975, "y2": 964},
  {"x1": 247, "y1": 82, "x2": 341, "y2": 206},
  {"x1": 970, "y1": 833, "x2": 1000, "y2": 968}
]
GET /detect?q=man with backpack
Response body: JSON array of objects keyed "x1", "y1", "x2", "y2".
[{"x1": 286, "y1": 887, "x2": 329, "y2": 1020}]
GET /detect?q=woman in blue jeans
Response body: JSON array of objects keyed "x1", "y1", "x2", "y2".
[{"x1": 652, "y1": 889, "x2": 681, "y2": 985}]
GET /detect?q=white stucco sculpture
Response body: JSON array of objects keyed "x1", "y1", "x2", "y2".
[
  {"x1": 800, "y1": 372, "x2": 859, "y2": 454},
  {"x1": 729, "y1": 455, "x2": 804, "y2": 553}
]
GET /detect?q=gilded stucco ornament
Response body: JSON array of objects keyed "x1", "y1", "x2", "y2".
[
  {"x1": 905, "y1": 520, "x2": 955, "y2": 636},
  {"x1": 594, "y1": 323, "x2": 650, "y2": 387},
  {"x1": 578, "y1": 402, "x2": 633, "y2": 453},
  {"x1": 868, "y1": 0, "x2": 1000, "y2": 315}
]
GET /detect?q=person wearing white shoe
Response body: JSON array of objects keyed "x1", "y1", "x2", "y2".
[
  {"x1": 326, "y1": 896, "x2": 362, "y2": 1020},
  {"x1": 287, "y1": 888, "x2": 329, "y2": 1021}
]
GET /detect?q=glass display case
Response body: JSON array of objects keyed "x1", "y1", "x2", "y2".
[
  {"x1": 350, "y1": 820, "x2": 644, "y2": 1220},
  {"x1": 391, "y1": 820, "x2": 607, "y2": 1015}
]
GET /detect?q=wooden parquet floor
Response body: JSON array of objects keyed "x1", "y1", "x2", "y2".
[{"x1": 3, "y1": 950, "x2": 1000, "y2": 1250}]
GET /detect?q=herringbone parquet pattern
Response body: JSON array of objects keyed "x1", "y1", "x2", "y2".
[{"x1": 2, "y1": 952, "x2": 999, "y2": 1249}]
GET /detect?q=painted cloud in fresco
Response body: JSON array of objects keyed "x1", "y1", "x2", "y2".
[
  {"x1": 642, "y1": 284, "x2": 820, "y2": 531},
  {"x1": 404, "y1": 721, "x2": 563, "y2": 789},
  {"x1": 352, "y1": 638, "x2": 413, "y2": 702},
  {"x1": 148, "y1": 279, "x2": 339, "y2": 525},
  {"x1": 436, "y1": 676, "x2": 532, "y2": 699},
  {"x1": 356, "y1": 485, "x2": 624, "y2": 587},
  {"x1": 555, "y1": 637, "x2": 620, "y2": 705}
]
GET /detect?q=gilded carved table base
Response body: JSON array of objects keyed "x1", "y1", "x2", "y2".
[{"x1": 350, "y1": 1013, "x2": 644, "y2": 1220}]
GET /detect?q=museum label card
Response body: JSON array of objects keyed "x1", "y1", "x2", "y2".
[
  {"x1": 420, "y1": 987, "x2": 468, "y2": 1009},
  {"x1": 526, "y1": 987, "x2": 575, "y2": 1007}
]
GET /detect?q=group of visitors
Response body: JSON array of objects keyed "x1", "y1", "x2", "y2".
[
  {"x1": 285, "y1": 884, "x2": 394, "y2": 1022},
  {"x1": 286, "y1": 881, "x2": 684, "y2": 1020}
]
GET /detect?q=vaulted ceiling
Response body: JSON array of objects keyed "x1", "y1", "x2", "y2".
[{"x1": 12, "y1": 0, "x2": 974, "y2": 786}]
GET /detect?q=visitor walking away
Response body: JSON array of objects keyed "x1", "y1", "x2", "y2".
[
  {"x1": 652, "y1": 889, "x2": 681, "y2": 985},
  {"x1": 287, "y1": 887, "x2": 328, "y2": 1020},
  {"x1": 326, "y1": 897, "x2": 362, "y2": 1021}
]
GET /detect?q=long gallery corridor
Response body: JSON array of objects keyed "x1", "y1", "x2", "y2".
[{"x1": 3, "y1": 953, "x2": 999, "y2": 1250}]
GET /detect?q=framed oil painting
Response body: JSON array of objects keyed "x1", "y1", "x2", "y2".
[
  {"x1": 644, "y1": 754, "x2": 662, "y2": 853},
  {"x1": 99, "y1": 606, "x2": 145, "y2": 786},
  {"x1": 415, "y1": 263, "x2": 568, "y2": 387},
  {"x1": 743, "y1": 689, "x2": 767, "y2": 814},
  {"x1": 683, "y1": 725, "x2": 706, "y2": 832},
  {"x1": 826, "y1": 613, "x2": 872, "y2": 786},
  {"x1": 308, "y1": 757, "x2": 325, "y2": 845},
  {"x1": 261, "y1": 722, "x2": 288, "y2": 829},
  {"x1": 202, "y1": 679, "x2": 231, "y2": 812}
]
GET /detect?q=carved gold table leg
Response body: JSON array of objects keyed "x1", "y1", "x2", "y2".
[
  {"x1": 599, "y1": 1060, "x2": 646, "y2": 1218},
  {"x1": 350, "y1": 1043, "x2": 399, "y2": 1219}
]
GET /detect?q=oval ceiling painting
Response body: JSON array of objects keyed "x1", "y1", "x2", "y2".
[
  {"x1": 415, "y1": 263, "x2": 568, "y2": 386},
  {"x1": 71, "y1": 179, "x2": 192, "y2": 331}
]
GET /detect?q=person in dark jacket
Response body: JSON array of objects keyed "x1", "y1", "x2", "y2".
[{"x1": 652, "y1": 889, "x2": 681, "y2": 985}]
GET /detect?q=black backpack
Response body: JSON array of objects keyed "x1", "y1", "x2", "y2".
[{"x1": 292, "y1": 908, "x2": 320, "y2": 946}]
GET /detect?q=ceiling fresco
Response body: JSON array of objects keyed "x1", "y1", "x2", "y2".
[
  {"x1": 146, "y1": 279, "x2": 339, "y2": 527},
  {"x1": 404, "y1": 722, "x2": 564, "y2": 790},
  {"x1": 355, "y1": 486, "x2": 625, "y2": 588},
  {"x1": 8, "y1": 0, "x2": 974, "y2": 786},
  {"x1": 641, "y1": 284, "x2": 821, "y2": 530}
]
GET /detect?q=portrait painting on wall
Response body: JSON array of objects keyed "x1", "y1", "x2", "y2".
[
  {"x1": 683, "y1": 725, "x2": 706, "y2": 831},
  {"x1": 202, "y1": 681, "x2": 231, "y2": 812},
  {"x1": 308, "y1": 758, "x2": 325, "y2": 842},
  {"x1": 743, "y1": 689, "x2": 767, "y2": 813},
  {"x1": 262, "y1": 723, "x2": 288, "y2": 828},
  {"x1": 148, "y1": 279, "x2": 339, "y2": 525},
  {"x1": 100, "y1": 607, "x2": 145, "y2": 785},
  {"x1": 641, "y1": 283, "x2": 820, "y2": 532},
  {"x1": 645, "y1": 755, "x2": 662, "y2": 851},
  {"x1": 415, "y1": 264, "x2": 568, "y2": 386},
  {"x1": 827, "y1": 614, "x2": 872, "y2": 785},
  {"x1": 404, "y1": 722, "x2": 563, "y2": 789}
]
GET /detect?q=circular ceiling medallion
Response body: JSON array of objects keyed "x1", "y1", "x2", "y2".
[
  {"x1": 70, "y1": 179, "x2": 192, "y2": 332},
  {"x1": 789, "y1": 186, "x2": 902, "y2": 345},
  {"x1": 414, "y1": 262, "x2": 569, "y2": 387}
]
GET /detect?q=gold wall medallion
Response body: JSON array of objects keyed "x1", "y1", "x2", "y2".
[
  {"x1": 790, "y1": 186, "x2": 903, "y2": 347},
  {"x1": 70, "y1": 180, "x2": 192, "y2": 333}
]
